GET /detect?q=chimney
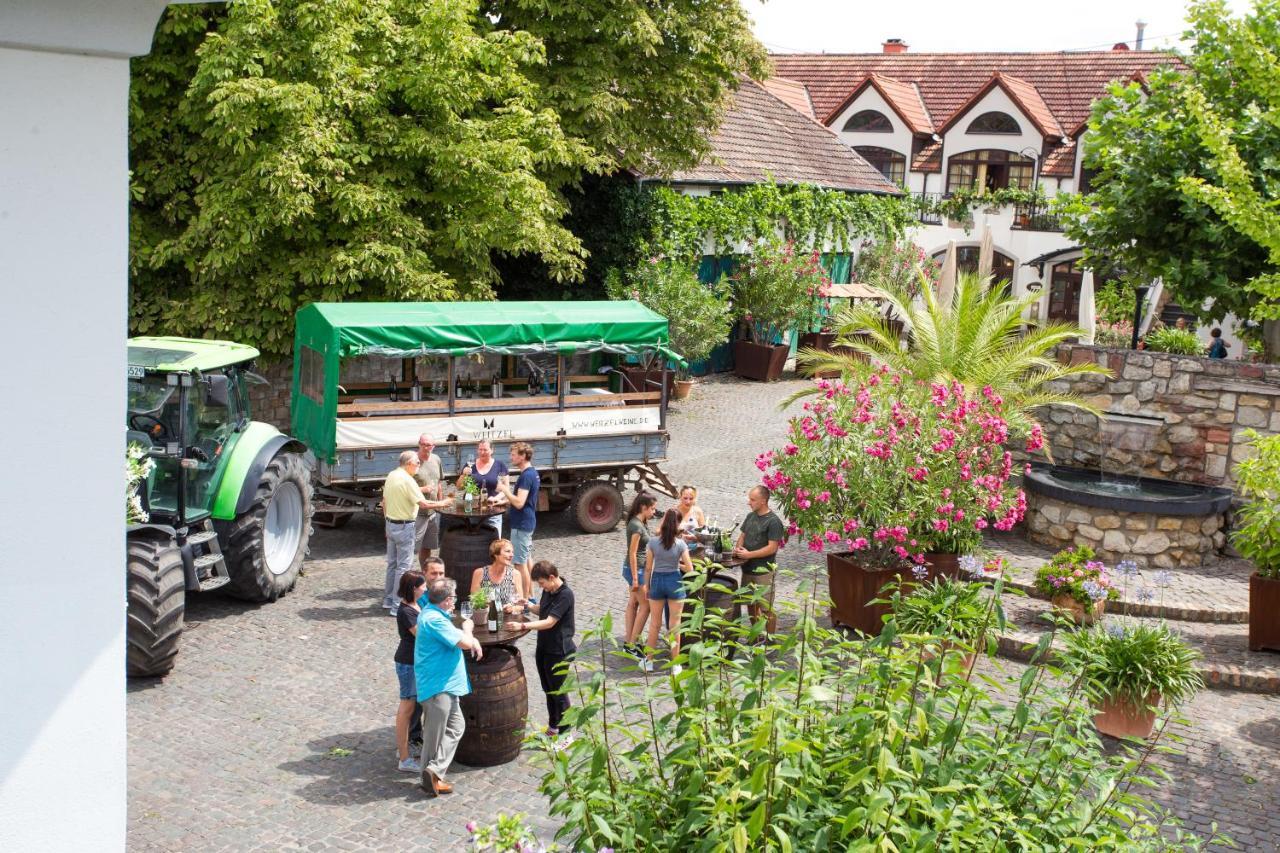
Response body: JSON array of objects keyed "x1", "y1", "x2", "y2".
[
  {"x1": 1135, "y1": 20, "x2": 1147, "y2": 49},
  {"x1": 882, "y1": 38, "x2": 908, "y2": 54}
]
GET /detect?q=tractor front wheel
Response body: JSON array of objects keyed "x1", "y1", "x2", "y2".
[
  {"x1": 126, "y1": 535, "x2": 185, "y2": 678},
  {"x1": 222, "y1": 452, "x2": 312, "y2": 602}
]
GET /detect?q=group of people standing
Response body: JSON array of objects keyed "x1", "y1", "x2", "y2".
[{"x1": 379, "y1": 442, "x2": 786, "y2": 797}]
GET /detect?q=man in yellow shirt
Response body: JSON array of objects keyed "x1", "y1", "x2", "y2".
[{"x1": 383, "y1": 451, "x2": 449, "y2": 616}]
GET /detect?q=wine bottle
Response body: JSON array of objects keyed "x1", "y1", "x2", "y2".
[
  {"x1": 490, "y1": 372, "x2": 499, "y2": 399},
  {"x1": 486, "y1": 598, "x2": 499, "y2": 632},
  {"x1": 410, "y1": 373, "x2": 422, "y2": 402},
  {"x1": 389, "y1": 375, "x2": 399, "y2": 402}
]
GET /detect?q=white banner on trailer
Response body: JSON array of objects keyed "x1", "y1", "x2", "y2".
[{"x1": 336, "y1": 406, "x2": 662, "y2": 449}]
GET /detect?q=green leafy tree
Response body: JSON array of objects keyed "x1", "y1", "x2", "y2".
[
  {"x1": 1063, "y1": 0, "x2": 1280, "y2": 358},
  {"x1": 483, "y1": 0, "x2": 767, "y2": 175}
]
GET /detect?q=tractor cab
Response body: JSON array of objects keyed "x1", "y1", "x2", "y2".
[{"x1": 127, "y1": 338, "x2": 258, "y2": 526}]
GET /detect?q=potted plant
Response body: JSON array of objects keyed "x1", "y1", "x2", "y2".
[
  {"x1": 606, "y1": 258, "x2": 732, "y2": 402},
  {"x1": 1033, "y1": 546, "x2": 1117, "y2": 625},
  {"x1": 731, "y1": 240, "x2": 823, "y2": 381},
  {"x1": 762, "y1": 371, "x2": 1032, "y2": 635},
  {"x1": 1233, "y1": 430, "x2": 1280, "y2": 652},
  {"x1": 1061, "y1": 622, "x2": 1203, "y2": 739},
  {"x1": 888, "y1": 574, "x2": 991, "y2": 676}
]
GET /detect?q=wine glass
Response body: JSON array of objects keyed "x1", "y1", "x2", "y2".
[{"x1": 460, "y1": 602, "x2": 473, "y2": 621}]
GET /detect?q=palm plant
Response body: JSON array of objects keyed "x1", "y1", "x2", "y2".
[{"x1": 796, "y1": 270, "x2": 1109, "y2": 437}]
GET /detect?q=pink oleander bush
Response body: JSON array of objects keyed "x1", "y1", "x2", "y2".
[{"x1": 759, "y1": 368, "x2": 1036, "y2": 568}]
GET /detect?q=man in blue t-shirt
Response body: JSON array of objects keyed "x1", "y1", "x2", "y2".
[
  {"x1": 498, "y1": 441, "x2": 540, "y2": 595},
  {"x1": 415, "y1": 578, "x2": 482, "y2": 797}
]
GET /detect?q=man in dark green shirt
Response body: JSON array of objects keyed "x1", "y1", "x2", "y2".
[{"x1": 734, "y1": 485, "x2": 784, "y2": 633}]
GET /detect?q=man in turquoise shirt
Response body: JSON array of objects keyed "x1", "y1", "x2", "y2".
[{"x1": 415, "y1": 578, "x2": 482, "y2": 796}]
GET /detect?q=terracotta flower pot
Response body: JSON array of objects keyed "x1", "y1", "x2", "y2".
[
  {"x1": 733, "y1": 340, "x2": 789, "y2": 382},
  {"x1": 1051, "y1": 593, "x2": 1106, "y2": 626},
  {"x1": 1092, "y1": 692, "x2": 1160, "y2": 739},
  {"x1": 672, "y1": 378, "x2": 693, "y2": 401},
  {"x1": 1249, "y1": 573, "x2": 1280, "y2": 653},
  {"x1": 827, "y1": 551, "x2": 959, "y2": 637}
]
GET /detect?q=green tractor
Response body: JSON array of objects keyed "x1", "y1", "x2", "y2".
[{"x1": 127, "y1": 337, "x2": 313, "y2": 677}]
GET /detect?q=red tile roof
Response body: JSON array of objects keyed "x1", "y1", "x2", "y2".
[
  {"x1": 760, "y1": 76, "x2": 815, "y2": 118},
  {"x1": 912, "y1": 140, "x2": 942, "y2": 173},
  {"x1": 826, "y1": 73, "x2": 934, "y2": 134},
  {"x1": 1040, "y1": 139, "x2": 1076, "y2": 177},
  {"x1": 937, "y1": 72, "x2": 1064, "y2": 138},
  {"x1": 772, "y1": 51, "x2": 1181, "y2": 140},
  {"x1": 655, "y1": 78, "x2": 901, "y2": 195}
]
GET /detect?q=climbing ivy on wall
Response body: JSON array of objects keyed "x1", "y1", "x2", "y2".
[{"x1": 646, "y1": 182, "x2": 914, "y2": 261}]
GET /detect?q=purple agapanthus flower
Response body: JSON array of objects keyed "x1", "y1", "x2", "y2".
[
  {"x1": 1116, "y1": 560, "x2": 1139, "y2": 579},
  {"x1": 1152, "y1": 570, "x2": 1173, "y2": 589},
  {"x1": 1105, "y1": 623, "x2": 1126, "y2": 639},
  {"x1": 912, "y1": 564, "x2": 929, "y2": 581},
  {"x1": 1082, "y1": 580, "x2": 1108, "y2": 602},
  {"x1": 1136, "y1": 588, "x2": 1156, "y2": 604},
  {"x1": 957, "y1": 554, "x2": 983, "y2": 578}
]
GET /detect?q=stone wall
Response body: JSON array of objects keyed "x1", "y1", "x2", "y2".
[
  {"x1": 1042, "y1": 346, "x2": 1280, "y2": 488},
  {"x1": 248, "y1": 359, "x2": 294, "y2": 432},
  {"x1": 1024, "y1": 492, "x2": 1225, "y2": 569}
]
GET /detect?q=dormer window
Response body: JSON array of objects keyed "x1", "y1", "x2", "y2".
[
  {"x1": 842, "y1": 109, "x2": 893, "y2": 133},
  {"x1": 853, "y1": 147, "x2": 906, "y2": 184},
  {"x1": 966, "y1": 111, "x2": 1021, "y2": 135}
]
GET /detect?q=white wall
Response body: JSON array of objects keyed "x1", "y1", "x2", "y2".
[
  {"x1": 941, "y1": 86, "x2": 1044, "y2": 192},
  {"x1": 0, "y1": 3, "x2": 179, "y2": 850},
  {"x1": 832, "y1": 86, "x2": 914, "y2": 184}
]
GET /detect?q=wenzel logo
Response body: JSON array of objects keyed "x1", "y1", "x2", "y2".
[{"x1": 482, "y1": 418, "x2": 495, "y2": 429}]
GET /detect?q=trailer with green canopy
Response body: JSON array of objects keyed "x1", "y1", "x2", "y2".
[{"x1": 292, "y1": 300, "x2": 683, "y2": 533}]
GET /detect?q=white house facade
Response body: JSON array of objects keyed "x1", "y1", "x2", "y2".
[{"x1": 773, "y1": 43, "x2": 1181, "y2": 326}]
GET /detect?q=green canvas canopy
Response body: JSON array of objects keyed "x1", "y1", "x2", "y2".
[
  {"x1": 291, "y1": 301, "x2": 683, "y2": 461},
  {"x1": 294, "y1": 300, "x2": 681, "y2": 362}
]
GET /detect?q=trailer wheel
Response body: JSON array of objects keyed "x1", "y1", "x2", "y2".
[
  {"x1": 222, "y1": 451, "x2": 313, "y2": 601},
  {"x1": 127, "y1": 534, "x2": 185, "y2": 678},
  {"x1": 571, "y1": 479, "x2": 624, "y2": 533}
]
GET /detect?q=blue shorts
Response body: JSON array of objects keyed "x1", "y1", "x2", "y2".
[
  {"x1": 622, "y1": 561, "x2": 646, "y2": 587},
  {"x1": 510, "y1": 526, "x2": 533, "y2": 563},
  {"x1": 648, "y1": 571, "x2": 685, "y2": 601},
  {"x1": 395, "y1": 662, "x2": 416, "y2": 700}
]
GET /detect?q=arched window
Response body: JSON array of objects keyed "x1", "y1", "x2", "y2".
[
  {"x1": 933, "y1": 246, "x2": 1016, "y2": 288},
  {"x1": 945, "y1": 149, "x2": 1034, "y2": 193},
  {"x1": 966, "y1": 111, "x2": 1021, "y2": 134},
  {"x1": 842, "y1": 109, "x2": 892, "y2": 132},
  {"x1": 853, "y1": 146, "x2": 906, "y2": 185}
]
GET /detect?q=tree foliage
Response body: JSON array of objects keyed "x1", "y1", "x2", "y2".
[
  {"x1": 1063, "y1": 0, "x2": 1279, "y2": 352},
  {"x1": 129, "y1": 0, "x2": 764, "y2": 356}
]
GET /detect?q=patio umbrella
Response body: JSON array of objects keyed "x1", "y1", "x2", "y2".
[
  {"x1": 937, "y1": 240, "x2": 957, "y2": 309},
  {"x1": 1079, "y1": 267, "x2": 1096, "y2": 344},
  {"x1": 977, "y1": 225, "x2": 994, "y2": 280}
]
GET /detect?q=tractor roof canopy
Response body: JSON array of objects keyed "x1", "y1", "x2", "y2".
[
  {"x1": 294, "y1": 300, "x2": 680, "y2": 361},
  {"x1": 128, "y1": 337, "x2": 260, "y2": 373}
]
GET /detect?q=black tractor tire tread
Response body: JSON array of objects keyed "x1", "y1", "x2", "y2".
[
  {"x1": 571, "y1": 479, "x2": 625, "y2": 534},
  {"x1": 222, "y1": 452, "x2": 313, "y2": 602},
  {"x1": 126, "y1": 536, "x2": 185, "y2": 678}
]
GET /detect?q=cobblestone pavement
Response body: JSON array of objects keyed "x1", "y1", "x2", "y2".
[{"x1": 128, "y1": 375, "x2": 1280, "y2": 850}]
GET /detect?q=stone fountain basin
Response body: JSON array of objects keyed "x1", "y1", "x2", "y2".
[{"x1": 1024, "y1": 465, "x2": 1234, "y2": 517}]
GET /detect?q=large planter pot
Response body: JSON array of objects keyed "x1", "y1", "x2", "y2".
[
  {"x1": 733, "y1": 340, "x2": 788, "y2": 382},
  {"x1": 672, "y1": 378, "x2": 694, "y2": 401},
  {"x1": 1092, "y1": 692, "x2": 1160, "y2": 740},
  {"x1": 1249, "y1": 573, "x2": 1280, "y2": 653},
  {"x1": 619, "y1": 366, "x2": 673, "y2": 405},
  {"x1": 1050, "y1": 593, "x2": 1106, "y2": 626},
  {"x1": 827, "y1": 551, "x2": 959, "y2": 637},
  {"x1": 798, "y1": 332, "x2": 838, "y2": 378}
]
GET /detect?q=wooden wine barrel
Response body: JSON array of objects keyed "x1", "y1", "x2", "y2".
[
  {"x1": 456, "y1": 644, "x2": 528, "y2": 767},
  {"x1": 439, "y1": 521, "x2": 498, "y2": 597}
]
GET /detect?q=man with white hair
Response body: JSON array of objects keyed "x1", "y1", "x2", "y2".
[
  {"x1": 382, "y1": 450, "x2": 448, "y2": 615},
  {"x1": 414, "y1": 433, "x2": 445, "y2": 569}
]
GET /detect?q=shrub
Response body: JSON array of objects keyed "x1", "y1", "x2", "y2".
[
  {"x1": 1033, "y1": 545, "x2": 1119, "y2": 606},
  {"x1": 731, "y1": 240, "x2": 828, "y2": 345},
  {"x1": 760, "y1": 370, "x2": 1032, "y2": 563},
  {"x1": 888, "y1": 574, "x2": 989, "y2": 643},
  {"x1": 1145, "y1": 326, "x2": 1203, "y2": 355},
  {"x1": 1061, "y1": 622, "x2": 1203, "y2": 709},
  {"x1": 606, "y1": 258, "x2": 733, "y2": 378},
  {"x1": 850, "y1": 237, "x2": 937, "y2": 301},
  {"x1": 537, "y1": 584, "x2": 1210, "y2": 851},
  {"x1": 1233, "y1": 430, "x2": 1280, "y2": 579},
  {"x1": 1094, "y1": 320, "x2": 1134, "y2": 348}
]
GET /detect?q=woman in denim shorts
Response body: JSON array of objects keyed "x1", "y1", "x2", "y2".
[
  {"x1": 622, "y1": 492, "x2": 658, "y2": 655},
  {"x1": 394, "y1": 570, "x2": 427, "y2": 773},
  {"x1": 643, "y1": 509, "x2": 694, "y2": 672}
]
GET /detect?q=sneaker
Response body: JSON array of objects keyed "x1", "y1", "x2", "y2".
[
  {"x1": 543, "y1": 726, "x2": 559, "y2": 737},
  {"x1": 398, "y1": 757, "x2": 422, "y2": 773}
]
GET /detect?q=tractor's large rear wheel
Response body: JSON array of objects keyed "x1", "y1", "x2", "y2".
[
  {"x1": 222, "y1": 452, "x2": 312, "y2": 602},
  {"x1": 127, "y1": 535, "x2": 185, "y2": 678}
]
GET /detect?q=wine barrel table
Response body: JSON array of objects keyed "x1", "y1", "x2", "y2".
[
  {"x1": 455, "y1": 621, "x2": 530, "y2": 768},
  {"x1": 438, "y1": 504, "x2": 505, "y2": 597}
]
